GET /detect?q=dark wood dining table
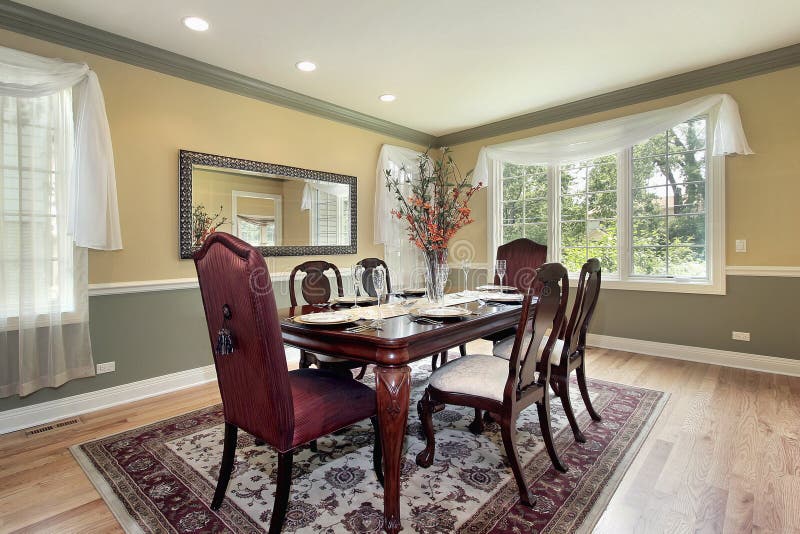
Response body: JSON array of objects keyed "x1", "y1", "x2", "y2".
[{"x1": 279, "y1": 297, "x2": 527, "y2": 534}]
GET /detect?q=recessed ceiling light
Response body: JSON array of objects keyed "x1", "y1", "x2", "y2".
[
  {"x1": 182, "y1": 16, "x2": 209, "y2": 32},
  {"x1": 296, "y1": 61, "x2": 317, "y2": 72},
  {"x1": 379, "y1": 94, "x2": 396, "y2": 102}
]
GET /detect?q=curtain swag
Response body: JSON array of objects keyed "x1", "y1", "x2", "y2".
[
  {"x1": 0, "y1": 46, "x2": 122, "y2": 250},
  {"x1": 473, "y1": 93, "x2": 754, "y2": 184}
]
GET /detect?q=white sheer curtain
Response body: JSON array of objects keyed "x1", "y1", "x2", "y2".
[
  {"x1": 0, "y1": 46, "x2": 121, "y2": 397},
  {"x1": 374, "y1": 145, "x2": 427, "y2": 289},
  {"x1": 474, "y1": 94, "x2": 753, "y2": 183},
  {"x1": 300, "y1": 181, "x2": 349, "y2": 211}
]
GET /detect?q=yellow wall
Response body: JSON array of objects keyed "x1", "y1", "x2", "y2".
[
  {"x1": 449, "y1": 66, "x2": 800, "y2": 267},
  {"x1": 0, "y1": 29, "x2": 424, "y2": 283}
]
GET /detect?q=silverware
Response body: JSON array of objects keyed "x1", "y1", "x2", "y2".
[
  {"x1": 344, "y1": 321, "x2": 381, "y2": 333},
  {"x1": 412, "y1": 317, "x2": 443, "y2": 325}
]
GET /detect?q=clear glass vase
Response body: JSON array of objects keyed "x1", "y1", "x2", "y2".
[{"x1": 424, "y1": 248, "x2": 449, "y2": 306}]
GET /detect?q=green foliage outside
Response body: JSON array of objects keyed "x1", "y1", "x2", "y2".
[{"x1": 501, "y1": 117, "x2": 708, "y2": 278}]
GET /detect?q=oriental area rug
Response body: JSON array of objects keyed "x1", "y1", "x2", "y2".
[{"x1": 72, "y1": 360, "x2": 667, "y2": 533}]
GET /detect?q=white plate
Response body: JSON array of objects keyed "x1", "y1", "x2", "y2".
[
  {"x1": 293, "y1": 312, "x2": 356, "y2": 325},
  {"x1": 481, "y1": 292, "x2": 524, "y2": 302},
  {"x1": 476, "y1": 284, "x2": 518, "y2": 291},
  {"x1": 414, "y1": 307, "x2": 472, "y2": 318},
  {"x1": 332, "y1": 295, "x2": 378, "y2": 304}
]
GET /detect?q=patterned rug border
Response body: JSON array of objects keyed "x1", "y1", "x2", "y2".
[{"x1": 69, "y1": 376, "x2": 670, "y2": 534}]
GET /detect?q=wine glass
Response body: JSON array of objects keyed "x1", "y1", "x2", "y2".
[
  {"x1": 461, "y1": 259, "x2": 471, "y2": 293},
  {"x1": 435, "y1": 263, "x2": 449, "y2": 307},
  {"x1": 372, "y1": 266, "x2": 387, "y2": 324},
  {"x1": 495, "y1": 259, "x2": 507, "y2": 292},
  {"x1": 352, "y1": 264, "x2": 365, "y2": 308}
]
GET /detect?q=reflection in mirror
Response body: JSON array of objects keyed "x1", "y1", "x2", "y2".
[{"x1": 180, "y1": 150, "x2": 357, "y2": 258}]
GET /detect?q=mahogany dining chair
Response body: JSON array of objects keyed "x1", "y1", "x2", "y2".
[
  {"x1": 493, "y1": 258, "x2": 603, "y2": 443},
  {"x1": 416, "y1": 263, "x2": 570, "y2": 508},
  {"x1": 289, "y1": 260, "x2": 368, "y2": 379},
  {"x1": 483, "y1": 238, "x2": 548, "y2": 346},
  {"x1": 194, "y1": 233, "x2": 382, "y2": 534}
]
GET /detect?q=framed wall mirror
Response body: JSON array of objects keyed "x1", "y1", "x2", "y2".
[{"x1": 179, "y1": 150, "x2": 357, "y2": 258}]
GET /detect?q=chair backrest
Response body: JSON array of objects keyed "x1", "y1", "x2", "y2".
[
  {"x1": 495, "y1": 238, "x2": 547, "y2": 292},
  {"x1": 289, "y1": 260, "x2": 344, "y2": 306},
  {"x1": 194, "y1": 232, "x2": 294, "y2": 450},
  {"x1": 505, "y1": 263, "x2": 569, "y2": 401},
  {"x1": 357, "y1": 257, "x2": 391, "y2": 297},
  {"x1": 561, "y1": 258, "x2": 602, "y2": 357}
]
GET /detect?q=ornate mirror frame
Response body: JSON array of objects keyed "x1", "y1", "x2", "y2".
[{"x1": 179, "y1": 150, "x2": 357, "y2": 259}]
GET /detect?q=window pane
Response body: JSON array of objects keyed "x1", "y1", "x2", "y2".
[
  {"x1": 630, "y1": 116, "x2": 709, "y2": 282},
  {"x1": 561, "y1": 194, "x2": 585, "y2": 221},
  {"x1": 561, "y1": 166, "x2": 585, "y2": 195},
  {"x1": 669, "y1": 182, "x2": 705, "y2": 214},
  {"x1": 587, "y1": 219, "x2": 617, "y2": 245},
  {"x1": 561, "y1": 221, "x2": 586, "y2": 247},
  {"x1": 524, "y1": 198, "x2": 547, "y2": 222},
  {"x1": 669, "y1": 214, "x2": 705, "y2": 245},
  {"x1": 669, "y1": 150, "x2": 706, "y2": 184},
  {"x1": 502, "y1": 223, "x2": 524, "y2": 243},
  {"x1": 587, "y1": 163, "x2": 617, "y2": 192},
  {"x1": 633, "y1": 131, "x2": 667, "y2": 159},
  {"x1": 587, "y1": 247, "x2": 618, "y2": 274},
  {"x1": 633, "y1": 186, "x2": 668, "y2": 216},
  {"x1": 587, "y1": 191, "x2": 616, "y2": 219},
  {"x1": 502, "y1": 163, "x2": 526, "y2": 179},
  {"x1": 524, "y1": 223, "x2": 547, "y2": 244},
  {"x1": 668, "y1": 246, "x2": 706, "y2": 277},
  {"x1": 561, "y1": 247, "x2": 587, "y2": 275},
  {"x1": 633, "y1": 247, "x2": 667, "y2": 276},
  {"x1": 632, "y1": 216, "x2": 667, "y2": 246},
  {"x1": 503, "y1": 201, "x2": 522, "y2": 224},
  {"x1": 524, "y1": 173, "x2": 548, "y2": 198},
  {"x1": 632, "y1": 157, "x2": 669, "y2": 187},
  {"x1": 502, "y1": 178, "x2": 523, "y2": 202}
]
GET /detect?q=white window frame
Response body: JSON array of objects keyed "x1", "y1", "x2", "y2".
[{"x1": 488, "y1": 114, "x2": 726, "y2": 295}]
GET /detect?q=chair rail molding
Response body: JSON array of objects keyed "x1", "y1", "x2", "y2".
[{"x1": 725, "y1": 265, "x2": 800, "y2": 277}]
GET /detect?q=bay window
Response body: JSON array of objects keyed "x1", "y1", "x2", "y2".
[{"x1": 493, "y1": 115, "x2": 725, "y2": 293}]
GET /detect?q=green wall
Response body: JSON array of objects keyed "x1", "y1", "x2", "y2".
[{"x1": 0, "y1": 274, "x2": 796, "y2": 413}]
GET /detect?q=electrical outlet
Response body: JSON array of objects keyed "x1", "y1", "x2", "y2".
[
  {"x1": 96, "y1": 361, "x2": 116, "y2": 374},
  {"x1": 735, "y1": 239, "x2": 747, "y2": 253},
  {"x1": 732, "y1": 331, "x2": 750, "y2": 342}
]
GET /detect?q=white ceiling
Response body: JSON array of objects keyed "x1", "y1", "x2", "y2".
[{"x1": 17, "y1": 0, "x2": 800, "y2": 136}]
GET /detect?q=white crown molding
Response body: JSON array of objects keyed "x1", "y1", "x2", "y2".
[
  {"x1": 0, "y1": 364, "x2": 217, "y2": 435},
  {"x1": 587, "y1": 334, "x2": 800, "y2": 377},
  {"x1": 725, "y1": 265, "x2": 800, "y2": 277}
]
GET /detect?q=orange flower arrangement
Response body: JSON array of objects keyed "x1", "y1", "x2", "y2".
[{"x1": 385, "y1": 148, "x2": 482, "y2": 253}]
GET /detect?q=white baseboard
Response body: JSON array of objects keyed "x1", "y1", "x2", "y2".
[
  {"x1": 587, "y1": 334, "x2": 800, "y2": 377},
  {"x1": 0, "y1": 364, "x2": 218, "y2": 435}
]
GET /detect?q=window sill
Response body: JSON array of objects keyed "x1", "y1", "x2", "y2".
[
  {"x1": 574, "y1": 277, "x2": 726, "y2": 295},
  {"x1": 1, "y1": 311, "x2": 86, "y2": 332}
]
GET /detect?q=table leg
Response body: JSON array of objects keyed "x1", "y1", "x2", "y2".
[{"x1": 374, "y1": 365, "x2": 411, "y2": 534}]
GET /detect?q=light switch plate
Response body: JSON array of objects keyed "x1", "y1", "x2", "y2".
[
  {"x1": 732, "y1": 331, "x2": 750, "y2": 341},
  {"x1": 735, "y1": 239, "x2": 747, "y2": 252}
]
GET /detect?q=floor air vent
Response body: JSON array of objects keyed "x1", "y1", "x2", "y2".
[{"x1": 25, "y1": 417, "x2": 82, "y2": 436}]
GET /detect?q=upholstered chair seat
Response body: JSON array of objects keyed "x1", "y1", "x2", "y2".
[
  {"x1": 493, "y1": 333, "x2": 564, "y2": 366},
  {"x1": 289, "y1": 368, "x2": 377, "y2": 447},
  {"x1": 428, "y1": 354, "x2": 509, "y2": 402}
]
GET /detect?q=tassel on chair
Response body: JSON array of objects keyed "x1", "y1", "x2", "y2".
[{"x1": 216, "y1": 304, "x2": 235, "y2": 355}]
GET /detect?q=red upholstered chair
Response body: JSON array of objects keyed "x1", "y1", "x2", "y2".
[
  {"x1": 484, "y1": 238, "x2": 548, "y2": 345},
  {"x1": 492, "y1": 258, "x2": 602, "y2": 443},
  {"x1": 416, "y1": 263, "x2": 570, "y2": 508},
  {"x1": 194, "y1": 234, "x2": 382, "y2": 534},
  {"x1": 289, "y1": 261, "x2": 367, "y2": 379},
  {"x1": 494, "y1": 238, "x2": 548, "y2": 292}
]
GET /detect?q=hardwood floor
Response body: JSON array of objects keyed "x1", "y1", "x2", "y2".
[{"x1": 0, "y1": 345, "x2": 798, "y2": 533}]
